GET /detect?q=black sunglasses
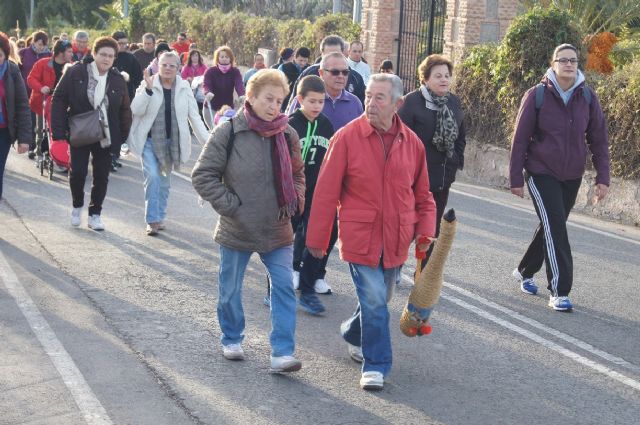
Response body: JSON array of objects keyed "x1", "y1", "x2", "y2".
[{"x1": 324, "y1": 68, "x2": 349, "y2": 76}]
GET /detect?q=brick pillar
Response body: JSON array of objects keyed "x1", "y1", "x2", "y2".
[
  {"x1": 361, "y1": 0, "x2": 402, "y2": 74},
  {"x1": 443, "y1": 0, "x2": 520, "y2": 64}
]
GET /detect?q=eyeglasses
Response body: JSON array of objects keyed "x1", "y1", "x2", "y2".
[
  {"x1": 324, "y1": 69, "x2": 349, "y2": 76},
  {"x1": 554, "y1": 58, "x2": 579, "y2": 65}
]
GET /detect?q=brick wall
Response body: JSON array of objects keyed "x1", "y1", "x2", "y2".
[{"x1": 361, "y1": 0, "x2": 401, "y2": 73}]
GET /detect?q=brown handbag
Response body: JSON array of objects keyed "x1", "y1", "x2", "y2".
[{"x1": 68, "y1": 94, "x2": 108, "y2": 148}]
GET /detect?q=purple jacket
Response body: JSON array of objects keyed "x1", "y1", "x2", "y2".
[
  {"x1": 203, "y1": 66, "x2": 245, "y2": 111},
  {"x1": 510, "y1": 77, "x2": 610, "y2": 188},
  {"x1": 288, "y1": 89, "x2": 363, "y2": 131},
  {"x1": 19, "y1": 47, "x2": 52, "y2": 96}
]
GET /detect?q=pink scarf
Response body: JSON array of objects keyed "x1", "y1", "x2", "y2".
[
  {"x1": 218, "y1": 64, "x2": 231, "y2": 74},
  {"x1": 243, "y1": 102, "x2": 298, "y2": 219}
]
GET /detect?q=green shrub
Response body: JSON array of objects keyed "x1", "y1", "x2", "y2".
[
  {"x1": 494, "y1": 6, "x2": 582, "y2": 124},
  {"x1": 594, "y1": 59, "x2": 640, "y2": 179},
  {"x1": 453, "y1": 44, "x2": 510, "y2": 148}
]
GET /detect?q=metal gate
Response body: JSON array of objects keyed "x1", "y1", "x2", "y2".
[{"x1": 397, "y1": 0, "x2": 446, "y2": 92}]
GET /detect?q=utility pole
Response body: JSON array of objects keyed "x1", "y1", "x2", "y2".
[
  {"x1": 123, "y1": 0, "x2": 129, "y2": 18},
  {"x1": 352, "y1": 0, "x2": 362, "y2": 23},
  {"x1": 333, "y1": 0, "x2": 342, "y2": 14},
  {"x1": 29, "y1": 0, "x2": 34, "y2": 28}
]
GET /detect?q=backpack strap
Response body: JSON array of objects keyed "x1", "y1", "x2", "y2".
[
  {"x1": 582, "y1": 85, "x2": 592, "y2": 105},
  {"x1": 535, "y1": 83, "x2": 545, "y2": 110}
]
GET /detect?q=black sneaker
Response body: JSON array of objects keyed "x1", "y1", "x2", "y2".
[
  {"x1": 299, "y1": 292, "x2": 325, "y2": 315},
  {"x1": 110, "y1": 158, "x2": 118, "y2": 172},
  {"x1": 28, "y1": 150, "x2": 36, "y2": 159}
]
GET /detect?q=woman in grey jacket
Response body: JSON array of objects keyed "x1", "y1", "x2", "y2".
[
  {"x1": 192, "y1": 69, "x2": 305, "y2": 373},
  {"x1": 0, "y1": 32, "x2": 32, "y2": 200}
]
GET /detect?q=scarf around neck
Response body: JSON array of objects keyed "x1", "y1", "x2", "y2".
[
  {"x1": 88, "y1": 61, "x2": 111, "y2": 148},
  {"x1": 218, "y1": 64, "x2": 232, "y2": 74},
  {"x1": 420, "y1": 85, "x2": 458, "y2": 158},
  {"x1": 243, "y1": 102, "x2": 297, "y2": 220}
]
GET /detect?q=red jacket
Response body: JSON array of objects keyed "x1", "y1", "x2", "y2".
[
  {"x1": 306, "y1": 114, "x2": 437, "y2": 268},
  {"x1": 27, "y1": 58, "x2": 57, "y2": 115}
]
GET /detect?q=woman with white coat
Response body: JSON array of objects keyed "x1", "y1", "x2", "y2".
[{"x1": 128, "y1": 51, "x2": 209, "y2": 235}]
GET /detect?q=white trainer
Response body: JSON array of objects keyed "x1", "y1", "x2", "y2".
[
  {"x1": 71, "y1": 207, "x2": 82, "y2": 227},
  {"x1": 347, "y1": 343, "x2": 363, "y2": 363},
  {"x1": 292, "y1": 270, "x2": 300, "y2": 290},
  {"x1": 87, "y1": 214, "x2": 105, "y2": 231},
  {"x1": 120, "y1": 143, "x2": 130, "y2": 155},
  {"x1": 270, "y1": 355, "x2": 302, "y2": 373},
  {"x1": 314, "y1": 278, "x2": 332, "y2": 294},
  {"x1": 360, "y1": 371, "x2": 384, "y2": 390},
  {"x1": 222, "y1": 343, "x2": 244, "y2": 360}
]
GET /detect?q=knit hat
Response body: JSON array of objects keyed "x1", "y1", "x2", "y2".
[{"x1": 154, "y1": 42, "x2": 171, "y2": 58}]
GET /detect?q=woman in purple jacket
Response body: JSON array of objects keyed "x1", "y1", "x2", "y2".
[
  {"x1": 203, "y1": 46, "x2": 245, "y2": 114},
  {"x1": 509, "y1": 43, "x2": 610, "y2": 312}
]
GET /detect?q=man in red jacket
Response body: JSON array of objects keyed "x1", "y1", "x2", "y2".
[
  {"x1": 306, "y1": 73, "x2": 437, "y2": 390},
  {"x1": 27, "y1": 39, "x2": 73, "y2": 163}
]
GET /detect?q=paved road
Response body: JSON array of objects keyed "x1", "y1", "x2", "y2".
[{"x1": 1, "y1": 144, "x2": 639, "y2": 425}]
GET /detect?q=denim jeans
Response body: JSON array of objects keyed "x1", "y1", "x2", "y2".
[
  {"x1": 341, "y1": 262, "x2": 401, "y2": 376},
  {"x1": 141, "y1": 139, "x2": 171, "y2": 224},
  {"x1": 218, "y1": 244, "x2": 297, "y2": 357},
  {"x1": 0, "y1": 128, "x2": 11, "y2": 199}
]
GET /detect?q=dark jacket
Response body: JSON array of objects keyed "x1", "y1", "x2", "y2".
[
  {"x1": 280, "y1": 62, "x2": 302, "y2": 112},
  {"x1": 288, "y1": 109, "x2": 335, "y2": 207},
  {"x1": 51, "y1": 61, "x2": 132, "y2": 146},
  {"x1": 509, "y1": 76, "x2": 610, "y2": 188},
  {"x1": 398, "y1": 90, "x2": 466, "y2": 192},
  {"x1": 114, "y1": 51, "x2": 143, "y2": 100},
  {"x1": 2, "y1": 62, "x2": 32, "y2": 144},
  {"x1": 203, "y1": 66, "x2": 245, "y2": 111},
  {"x1": 286, "y1": 63, "x2": 366, "y2": 112}
]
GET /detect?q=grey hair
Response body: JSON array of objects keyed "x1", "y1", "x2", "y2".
[
  {"x1": 320, "y1": 51, "x2": 347, "y2": 70},
  {"x1": 368, "y1": 73, "x2": 404, "y2": 101},
  {"x1": 159, "y1": 51, "x2": 181, "y2": 68},
  {"x1": 142, "y1": 32, "x2": 156, "y2": 43},
  {"x1": 73, "y1": 30, "x2": 89, "y2": 41}
]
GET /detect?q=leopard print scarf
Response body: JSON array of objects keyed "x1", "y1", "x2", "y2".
[{"x1": 421, "y1": 85, "x2": 458, "y2": 158}]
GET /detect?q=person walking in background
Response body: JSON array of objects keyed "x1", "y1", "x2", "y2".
[
  {"x1": 191, "y1": 69, "x2": 305, "y2": 373},
  {"x1": 347, "y1": 41, "x2": 371, "y2": 84},
  {"x1": 133, "y1": 33, "x2": 156, "y2": 71},
  {"x1": 279, "y1": 47, "x2": 311, "y2": 112},
  {"x1": 0, "y1": 32, "x2": 32, "y2": 200},
  {"x1": 379, "y1": 60, "x2": 394, "y2": 74},
  {"x1": 398, "y1": 54, "x2": 466, "y2": 275},
  {"x1": 181, "y1": 49, "x2": 207, "y2": 84},
  {"x1": 305, "y1": 74, "x2": 436, "y2": 390},
  {"x1": 71, "y1": 31, "x2": 90, "y2": 63},
  {"x1": 27, "y1": 39, "x2": 74, "y2": 166},
  {"x1": 203, "y1": 46, "x2": 245, "y2": 117},
  {"x1": 509, "y1": 43, "x2": 610, "y2": 311},
  {"x1": 171, "y1": 32, "x2": 190, "y2": 57},
  {"x1": 271, "y1": 47, "x2": 294, "y2": 70},
  {"x1": 243, "y1": 53, "x2": 266, "y2": 86},
  {"x1": 128, "y1": 51, "x2": 209, "y2": 236},
  {"x1": 51, "y1": 36, "x2": 132, "y2": 231}
]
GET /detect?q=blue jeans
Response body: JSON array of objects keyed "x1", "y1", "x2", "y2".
[
  {"x1": 141, "y1": 139, "x2": 171, "y2": 224},
  {"x1": 218, "y1": 244, "x2": 297, "y2": 357},
  {"x1": 341, "y1": 262, "x2": 401, "y2": 376},
  {"x1": 0, "y1": 128, "x2": 11, "y2": 199}
]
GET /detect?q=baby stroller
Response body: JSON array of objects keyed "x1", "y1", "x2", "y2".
[{"x1": 40, "y1": 96, "x2": 70, "y2": 180}]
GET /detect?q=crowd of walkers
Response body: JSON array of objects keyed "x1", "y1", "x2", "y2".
[{"x1": 0, "y1": 27, "x2": 611, "y2": 390}]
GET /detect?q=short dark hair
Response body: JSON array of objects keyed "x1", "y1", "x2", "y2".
[
  {"x1": 320, "y1": 35, "x2": 346, "y2": 53},
  {"x1": 32, "y1": 31, "x2": 48, "y2": 45},
  {"x1": 418, "y1": 54, "x2": 452, "y2": 82},
  {"x1": 53, "y1": 39, "x2": 72, "y2": 56},
  {"x1": 551, "y1": 43, "x2": 579, "y2": 64},
  {"x1": 297, "y1": 75, "x2": 326, "y2": 97},
  {"x1": 111, "y1": 31, "x2": 127, "y2": 41},
  {"x1": 178, "y1": 32, "x2": 187, "y2": 39},
  {"x1": 92, "y1": 36, "x2": 118, "y2": 56},
  {"x1": 295, "y1": 47, "x2": 311, "y2": 59},
  {"x1": 379, "y1": 59, "x2": 393, "y2": 71},
  {"x1": 142, "y1": 33, "x2": 156, "y2": 43}
]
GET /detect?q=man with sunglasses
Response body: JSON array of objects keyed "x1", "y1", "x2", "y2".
[
  {"x1": 510, "y1": 43, "x2": 610, "y2": 312},
  {"x1": 286, "y1": 35, "x2": 366, "y2": 113}
]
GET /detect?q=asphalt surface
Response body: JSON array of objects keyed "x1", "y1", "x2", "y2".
[{"x1": 1, "y1": 142, "x2": 639, "y2": 425}]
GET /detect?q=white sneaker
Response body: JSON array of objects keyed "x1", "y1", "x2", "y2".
[
  {"x1": 120, "y1": 143, "x2": 130, "y2": 155},
  {"x1": 222, "y1": 343, "x2": 244, "y2": 360},
  {"x1": 292, "y1": 270, "x2": 300, "y2": 290},
  {"x1": 70, "y1": 207, "x2": 82, "y2": 227},
  {"x1": 347, "y1": 343, "x2": 363, "y2": 363},
  {"x1": 87, "y1": 214, "x2": 105, "y2": 231},
  {"x1": 314, "y1": 278, "x2": 332, "y2": 294},
  {"x1": 360, "y1": 371, "x2": 384, "y2": 390},
  {"x1": 53, "y1": 164, "x2": 68, "y2": 173},
  {"x1": 270, "y1": 355, "x2": 302, "y2": 373}
]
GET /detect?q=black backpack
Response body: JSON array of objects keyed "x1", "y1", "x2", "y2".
[{"x1": 534, "y1": 82, "x2": 592, "y2": 111}]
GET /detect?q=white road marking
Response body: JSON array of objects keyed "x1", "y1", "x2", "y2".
[
  {"x1": 450, "y1": 187, "x2": 640, "y2": 247},
  {"x1": 0, "y1": 251, "x2": 113, "y2": 424},
  {"x1": 401, "y1": 273, "x2": 640, "y2": 391}
]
